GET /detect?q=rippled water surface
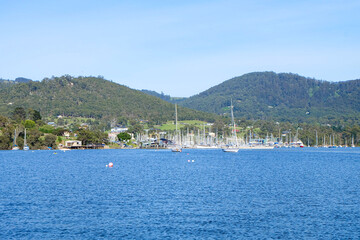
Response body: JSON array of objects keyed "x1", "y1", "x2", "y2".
[{"x1": 1, "y1": 148, "x2": 360, "y2": 239}]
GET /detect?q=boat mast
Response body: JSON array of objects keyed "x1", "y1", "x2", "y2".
[
  {"x1": 24, "y1": 128, "x2": 27, "y2": 146},
  {"x1": 230, "y1": 99, "x2": 238, "y2": 146},
  {"x1": 13, "y1": 129, "x2": 17, "y2": 146},
  {"x1": 203, "y1": 124, "x2": 206, "y2": 145},
  {"x1": 352, "y1": 135, "x2": 355, "y2": 147},
  {"x1": 175, "y1": 104, "x2": 178, "y2": 144},
  {"x1": 278, "y1": 128, "x2": 281, "y2": 143}
]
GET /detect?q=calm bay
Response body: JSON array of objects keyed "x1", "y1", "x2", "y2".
[{"x1": 1, "y1": 148, "x2": 360, "y2": 239}]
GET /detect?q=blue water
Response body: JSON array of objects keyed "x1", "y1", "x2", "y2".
[{"x1": 1, "y1": 148, "x2": 360, "y2": 239}]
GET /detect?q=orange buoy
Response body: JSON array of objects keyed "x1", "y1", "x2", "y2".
[{"x1": 109, "y1": 162, "x2": 113, "y2": 168}]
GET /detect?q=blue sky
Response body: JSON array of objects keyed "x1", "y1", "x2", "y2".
[{"x1": 1, "y1": 0, "x2": 359, "y2": 97}]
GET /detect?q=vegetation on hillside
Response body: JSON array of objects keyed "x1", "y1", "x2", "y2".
[
  {"x1": 1, "y1": 106, "x2": 359, "y2": 150},
  {"x1": 0, "y1": 108, "x2": 108, "y2": 150},
  {"x1": 1, "y1": 72, "x2": 360, "y2": 149},
  {"x1": 0, "y1": 75, "x2": 218, "y2": 125},
  {"x1": 174, "y1": 72, "x2": 360, "y2": 125},
  {"x1": 141, "y1": 89, "x2": 186, "y2": 103},
  {"x1": 141, "y1": 89, "x2": 172, "y2": 102}
]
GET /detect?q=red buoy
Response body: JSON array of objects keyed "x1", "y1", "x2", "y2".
[{"x1": 109, "y1": 162, "x2": 113, "y2": 168}]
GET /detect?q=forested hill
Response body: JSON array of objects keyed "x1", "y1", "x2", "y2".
[
  {"x1": 177, "y1": 72, "x2": 360, "y2": 124},
  {"x1": 140, "y1": 89, "x2": 186, "y2": 103},
  {"x1": 140, "y1": 89, "x2": 172, "y2": 102},
  {"x1": 0, "y1": 77, "x2": 33, "y2": 84},
  {"x1": 0, "y1": 76, "x2": 217, "y2": 123}
]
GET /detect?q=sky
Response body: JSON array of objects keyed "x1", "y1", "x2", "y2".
[{"x1": 1, "y1": 0, "x2": 360, "y2": 97}]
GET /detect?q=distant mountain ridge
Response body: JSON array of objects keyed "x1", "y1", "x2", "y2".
[
  {"x1": 140, "y1": 72, "x2": 360, "y2": 124},
  {"x1": 140, "y1": 89, "x2": 172, "y2": 102},
  {"x1": 140, "y1": 89, "x2": 186, "y2": 103},
  {"x1": 176, "y1": 72, "x2": 360, "y2": 123},
  {"x1": 0, "y1": 77, "x2": 33, "y2": 83},
  {"x1": 0, "y1": 76, "x2": 217, "y2": 123},
  {"x1": 2, "y1": 72, "x2": 359, "y2": 125}
]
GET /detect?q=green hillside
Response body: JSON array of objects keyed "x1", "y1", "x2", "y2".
[
  {"x1": 0, "y1": 75, "x2": 217, "y2": 124},
  {"x1": 177, "y1": 72, "x2": 360, "y2": 124},
  {"x1": 140, "y1": 89, "x2": 186, "y2": 103}
]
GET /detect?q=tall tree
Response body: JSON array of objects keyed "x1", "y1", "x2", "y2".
[
  {"x1": 12, "y1": 107, "x2": 26, "y2": 122},
  {"x1": 28, "y1": 109, "x2": 42, "y2": 121}
]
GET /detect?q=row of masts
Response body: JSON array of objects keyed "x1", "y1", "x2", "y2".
[
  {"x1": 136, "y1": 125, "x2": 357, "y2": 148},
  {"x1": 12, "y1": 128, "x2": 29, "y2": 150}
]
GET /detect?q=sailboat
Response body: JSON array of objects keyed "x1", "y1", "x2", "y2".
[
  {"x1": 222, "y1": 100, "x2": 239, "y2": 153},
  {"x1": 23, "y1": 128, "x2": 29, "y2": 151},
  {"x1": 171, "y1": 104, "x2": 182, "y2": 152},
  {"x1": 351, "y1": 135, "x2": 356, "y2": 148},
  {"x1": 12, "y1": 129, "x2": 19, "y2": 150},
  {"x1": 314, "y1": 130, "x2": 318, "y2": 148},
  {"x1": 322, "y1": 135, "x2": 327, "y2": 148}
]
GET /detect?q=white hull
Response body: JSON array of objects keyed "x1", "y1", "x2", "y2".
[
  {"x1": 239, "y1": 146, "x2": 274, "y2": 150},
  {"x1": 59, "y1": 148, "x2": 71, "y2": 151},
  {"x1": 196, "y1": 145, "x2": 219, "y2": 149},
  {"x1": 171, "y1": 147, "x2": 182, "y2": 152},
  {"x1": 222, "y1": 148, "x2": 239, "y2": 153}
]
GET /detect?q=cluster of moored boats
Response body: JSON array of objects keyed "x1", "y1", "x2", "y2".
[
  {"x1": 11, "y1": 129, "x2": 29, "y2": 151},
  {"x1": 11, "y1": 102, "x2": 357, "y2": 152},
  {"x1": 168, "y1": 102, "x2": 357, "y2": 153},
  {"x1": 170, "y1": 101, "x2": 299, "y2": 153}
]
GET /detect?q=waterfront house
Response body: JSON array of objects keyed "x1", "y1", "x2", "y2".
[
  {"x1": 65, "y1": 140, "x2": 82, "y2": 147},
  {"x1": 110, "y1": 127, "x2": 128, "y2": 133}
]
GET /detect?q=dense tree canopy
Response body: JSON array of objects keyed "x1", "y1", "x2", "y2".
[
  {"x1": 12, "y1": 107, "x2": 26, "y2": 122},
  {"x1": 117, "y1": 132, "x2": 131, "y2": 142},
  {"x1": 176, "y1": 72, "x2": 360, "y2": 125},
  {"x1": 1, "y1": 73, "x2": 360, "y2": 149},
  {"x1": 77, "y1": 129, "x2": 108, "y2": 145},
  {"x1": 0, "y1": 76, "x2": 218, "y2": 125}
]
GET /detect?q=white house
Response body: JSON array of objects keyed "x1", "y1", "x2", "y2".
[
  {"x1": 65, "y1": 140, "x2": 82, "y2": 147},
  {"x1": 111, "y1": 127, "x2": 128, "y2": 133}
]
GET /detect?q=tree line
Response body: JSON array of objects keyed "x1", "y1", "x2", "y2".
[
  {"x1": 0, "y1": 107, "x2": 108, "y2": 150},
  {"x1": 1, "y1": 107, "x2": 359, "y2": 150}
]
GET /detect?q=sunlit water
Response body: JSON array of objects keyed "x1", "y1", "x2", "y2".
[{"x1": 1, "y1": 148, "x2": 360, "y2": 239}]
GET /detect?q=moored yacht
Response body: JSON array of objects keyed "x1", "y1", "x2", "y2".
[
  {"x1": 23, "y1": 128, "x2": 29, "y2": 151},
  {"x1": 171, "y1": 104, "x2": 182, "y2": 153},
  {"x1": 222, "y1": 99, "x2": 239, "y2": 153},
  {"x1": 12, "y1": 129, "x2": 19, "y2": 150}
]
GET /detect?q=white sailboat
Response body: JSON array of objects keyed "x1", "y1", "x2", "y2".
[
  {"x1": 23, "y1": 128, "x2": 29, "y2": 151},
  {"x1": 351, "y1": 135, "x2": 355, "y2": 148},
  {"x1": 12, "y1": 129, "x2": 19, "y2": 150},
  {"x1": 171, "y1": 104, "x2": 182, "y2": 152},
  {"x1": 222, "y1": 99, "x2": 239, "y2": 153}
]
